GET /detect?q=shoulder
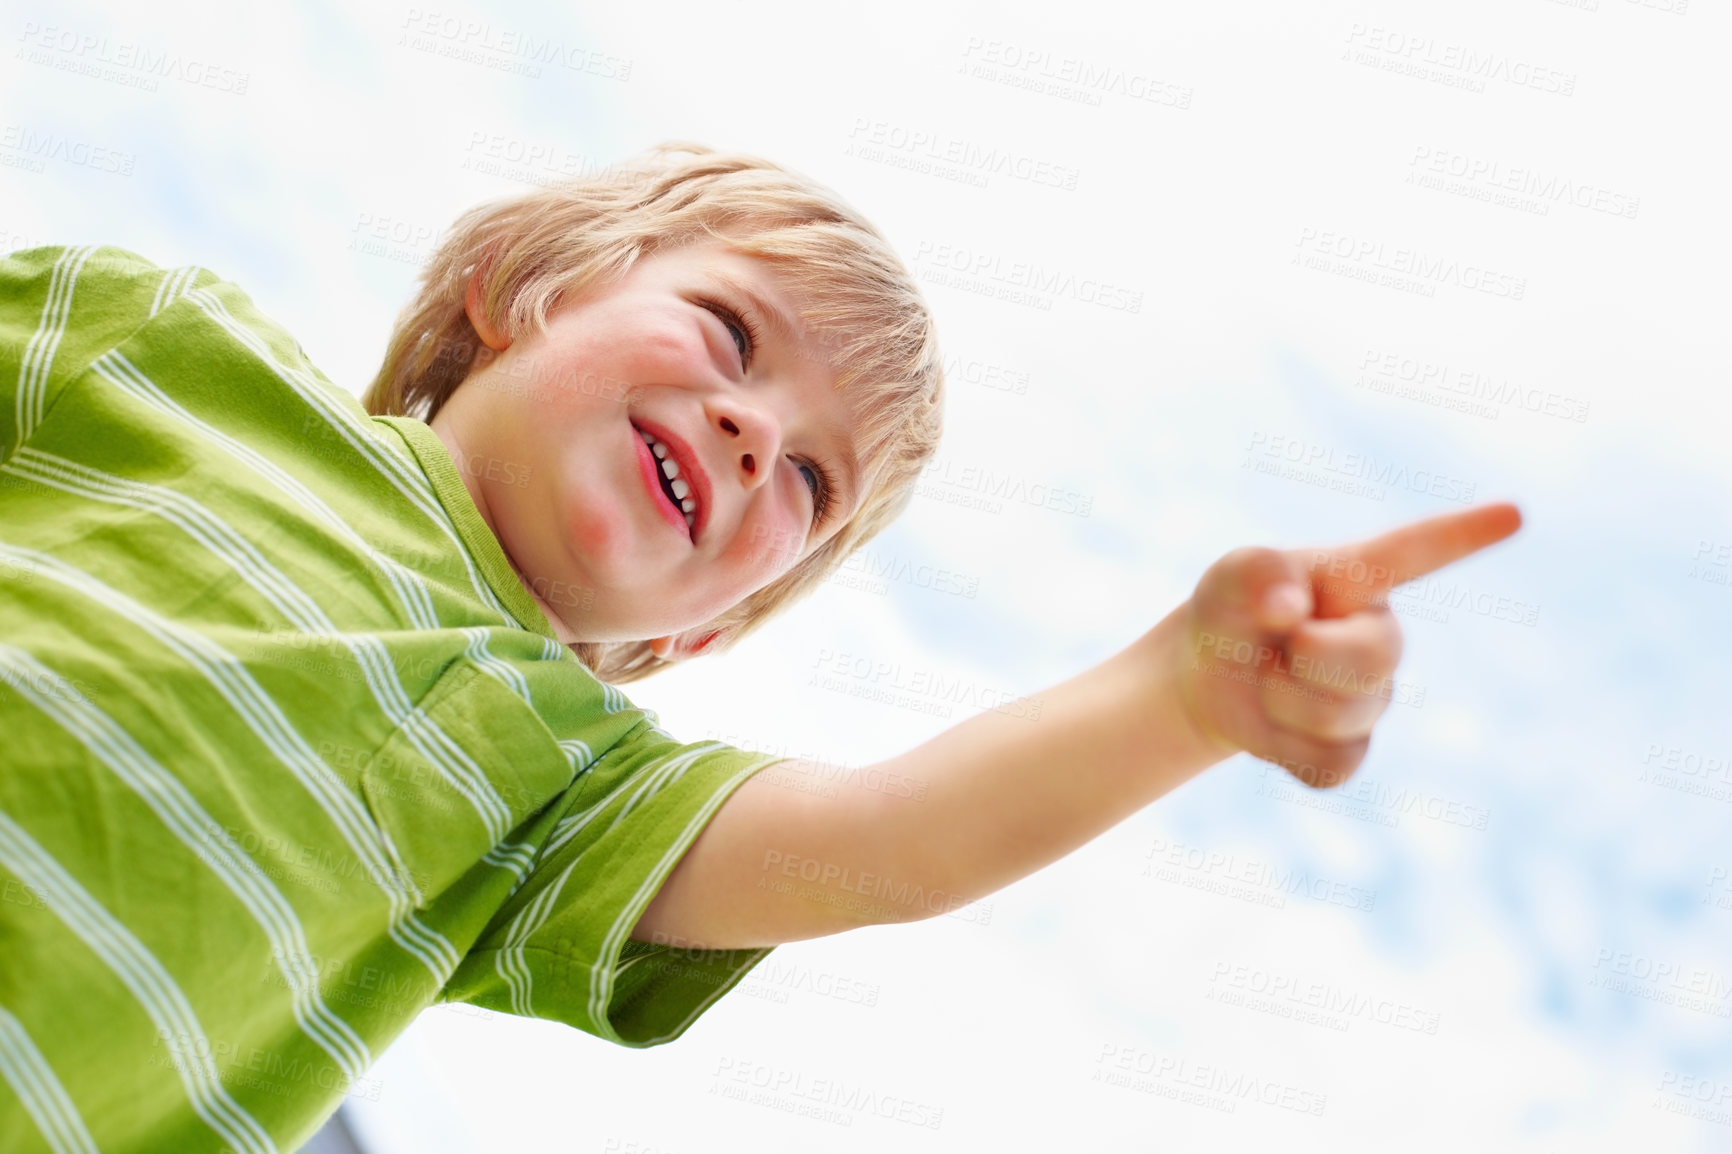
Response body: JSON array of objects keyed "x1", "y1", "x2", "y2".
[
  {"x1": 0, "y1": 244, "x2": 347, "y2": 463},
  {"x1": 2, "y1": 243, "x2": 179, "y2": 302},
  {"x1": 0, "y1": 244, "x2": 278, "y2": 333},
  {"x1": 2, "y1": 243, "x2": 323, "y2": 390},
  {"x1": 0, "y1": 244, "x2": 228, "y2": 367}
]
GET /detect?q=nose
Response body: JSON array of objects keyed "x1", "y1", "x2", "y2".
[{"x1": 709, "y1": 395, "x2": 782, "y2": 492}]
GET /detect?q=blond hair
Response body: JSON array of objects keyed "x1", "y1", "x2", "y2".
[{"x1": 363, "y1": 142, "x2": 945, "y2": 683}]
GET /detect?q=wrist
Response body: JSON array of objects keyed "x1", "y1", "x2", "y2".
[{"x1": 1133, "y1": 603, "x2": 1242, "y2": 773}]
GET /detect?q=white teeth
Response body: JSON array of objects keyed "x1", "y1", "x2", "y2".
[{"x1": 637, "y1": 425, "x2": 699, "y2": 533}]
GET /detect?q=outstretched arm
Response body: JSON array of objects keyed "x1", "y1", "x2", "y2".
[{"x1": 632, "y1": 503, "x2": 1523, "y2": 950}]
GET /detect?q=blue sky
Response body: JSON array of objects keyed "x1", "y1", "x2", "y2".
[{"x1": 4, "y1": 0, "x2": 1729, "y2": 1148}]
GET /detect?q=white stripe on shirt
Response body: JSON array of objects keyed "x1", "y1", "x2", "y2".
[
  {"x1": 0, "y1": 809, "x2": 278, "y2": 1154},
  {"x1": 0, "y1": 1003, "x2": 100, "y2": 1154}
]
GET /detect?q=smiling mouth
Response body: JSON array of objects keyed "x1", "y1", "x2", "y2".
[{"x1": 631, "y1": 423, "x2": 698, "y2": 542}]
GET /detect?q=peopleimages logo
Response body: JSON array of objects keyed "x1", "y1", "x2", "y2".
[
  {"x1": 1342, "y1": 23, "x2": 1577, "y2": 96},
  {"x1": 1092, "y1": 1043, "x2": 1327, "y2": 1116},
  {"x1": 0, "y1": 124, "x2": 136, "y2": 176},
  {"x1": 915, "y1": 454, "x2": 1094, "y2": 517},
  {"x1": 846, "y1": 118, "x2": 1081, "y2": 190},
  {"x1": 1143, "y1": 837, "x2": 1378, "y2": 912},
  {"x1": 1588, "y1": 949, "x2": 1732, "y2": 1018},
  {"x1": 1243, "y1": 429, "x2": 1479, "y2": 505},
  {"x1": 15, "y1": 21, "x2": 251, "y2": 94},
  {"x1": 956, "y1": 37, "x2": 1194, "y2": 110},
  {"x1": 807, "y1": 648, "x2": 1043, "y2": 722},
  {"x1": 912, "y1": 241, "x2": 1143, "y2": 314},
  {"x1": 834, "y1": 546, "x2": 981, "y2": 599},
  {"x1": 1207, "y1": 961, "x2": 1444, "y2": 1035},
  {"x1": 1356, "y1": 347, "x2": 1591, "y2": 424},
  {"x1": 1407, "y1": 146, "x2": 1640, "y2": 220},
  {"x1": 710, "y1": 1057, "x2": 944, "y2": 1130},
  {"x1": 398, "y1": 8, "x2": 632, "y2": 80},
  {"x1": 1294, "y1": 228, "x2": 1526, "y2": 301}
]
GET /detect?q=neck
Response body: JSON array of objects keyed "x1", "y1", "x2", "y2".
[{"x1": 427, "y1": 409, "x2": 582, "y2": 647}]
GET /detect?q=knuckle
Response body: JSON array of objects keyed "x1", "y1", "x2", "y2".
[
  {"x1": 1206, "y1": 546, "x2": 1267, "y2": 591},
  {"x1": 1226, "y1": 545, "x2": 1278, "y2": 567},
  {"x1": 1314, "y1": 714, "x2": 1355, "y2": 743},
  {"x1": 1224, "y1": 545, "x2": 1287, "y2": 582},
  {"x1": 1300, "y1": 698, "x2": 1360, "y2": 743},
  {"x1": 1265, "y1": 730, "x2": 1370, "y2": 789},
  {"x1": 1310, "y1": 744, "x2": 1368, "y2": 788}
]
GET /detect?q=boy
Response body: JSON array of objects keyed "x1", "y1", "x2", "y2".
[{"x1": 0, "y1": 143, "x2": 1518, "y2": 1151}]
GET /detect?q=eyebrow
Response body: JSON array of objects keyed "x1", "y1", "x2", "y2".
[
  {"x1": 707, "y1": 269, "x2": 863, "y2": 524},
  {"x1": 706, "y1": 269, "x2": 797, "y2": 345}
]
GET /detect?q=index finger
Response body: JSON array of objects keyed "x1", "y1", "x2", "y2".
[{"x1": 1305, "y1": 502, "x2": 1522, "y2": 616}]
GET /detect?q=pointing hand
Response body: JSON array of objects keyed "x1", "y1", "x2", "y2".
[{"x1": 1176, "y1": 503, "x2": 1524, "y2": 787}]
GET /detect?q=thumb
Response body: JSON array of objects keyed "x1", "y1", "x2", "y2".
[{"x1": 1196, "y1": 546, "x2": 1315, "y2": 633}]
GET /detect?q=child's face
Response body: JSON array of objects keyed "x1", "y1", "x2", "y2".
[{"x1": 430, "y1": 239, "x2": 861, "y2": 657}]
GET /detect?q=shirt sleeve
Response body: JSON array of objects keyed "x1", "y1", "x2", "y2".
[
  {"x1": 0, "y1": 245, "x2": 188, "y2": 463},
  {"x1": 438, "y1": 717, "x2": 787, "y2": 1047}
]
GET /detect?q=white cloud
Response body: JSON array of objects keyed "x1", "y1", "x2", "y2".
[{"x1": 7, "y1": 0, "x2": 1729, "y2": 1147}]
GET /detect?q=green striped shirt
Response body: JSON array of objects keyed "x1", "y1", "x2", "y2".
[{"x1": 0, "y1": 245, "x2": 780, "y2": 1152}]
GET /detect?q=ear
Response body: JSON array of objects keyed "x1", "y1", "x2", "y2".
[
  {"x1": 647, "y1": 630, "x2": 721, "y2": 662},
  {"x1": 463, "y1": 266, "x2": 513, "y2": 352}
]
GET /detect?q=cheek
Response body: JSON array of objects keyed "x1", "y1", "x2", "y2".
[
  {"x1": 529, "y1": 453, "x2": 633, "y2": 573},
  {"x1": 585, "y1": 305, "x2": 705, "y2": 380},
  {"x1": 527, "y1": 351, "x2": 619, "y2": 414},
  {"x1": 510, "y1": 319, "x2": 635, "y2": 408},
  {"x1": 566, "y1": 502, "x2": 630, "y2": 561},
  {"x1": 739, "y1": 510, "x2": 811, "y2": 580}
]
